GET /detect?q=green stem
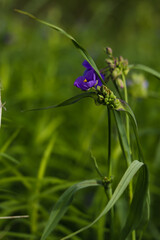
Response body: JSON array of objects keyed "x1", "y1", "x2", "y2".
[
  {"x1": 107, "y1": 107, "x2": 112, "y2": 177},
  {"x1": 122, "y1": 74, "x2": 130, "y2": 147},
  {"x1": 113, "y1": 80, "x2": 123, "y2": 99},
  {"x1": 106, "y1": 107, "x2": 114, "y2": 239},
  {"x1": 122, "y1": 73, "x2": 135, "y2": 240}
]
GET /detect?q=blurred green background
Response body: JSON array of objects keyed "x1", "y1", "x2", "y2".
[{"x1": 0, "y1": 0, "x2": 160, "y2": 239}]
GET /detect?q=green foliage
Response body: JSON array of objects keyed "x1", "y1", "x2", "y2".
[
  {"x1": 60, "y1": 161, "x2": 148, "y2": 240},
  {"x1": 41, "y1": 179, "x2": 102, "y2": 240},
  {"x1": 0, "y1": 1, "x2": 160, "y2": 240},
  {"x1": 129, "y1": 64, "x2": 160, "y2": 81},
  {"x1": 23, "y1": 92, "x2": 98, "y2": 112}
]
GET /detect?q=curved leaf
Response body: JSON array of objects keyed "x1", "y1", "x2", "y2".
[
  {"x1": 116, "y1": 100, "x2": 144, "y2": 162},
  {"x1": 115, "y1": 102, "x2": 150, "y2": 234},
  {"x1": 113, "y1": 108, "x2": 132, "y2": 165},
  {"x1": 22, "y1": 92, "x2": 97, "y2": 112},
  {"x1": 14, "y1": 9, "x2": 105, "y2": 85},
  {"x1": 61, "y1": 160, "x2": 148, "y2": 240},
  {"x1": 40, "y1": 179, "x2": 102, "y2": 240},
  {"x1": 120, "y1": 163, "x2": 148, "y2": 239},
  {"x1": 129, "y1": 64, "x2": 160, "y2": 80}
]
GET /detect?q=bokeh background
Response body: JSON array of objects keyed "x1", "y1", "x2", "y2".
[{"x1": 0, "y1": 0, "x2": 160, "y2": 239}]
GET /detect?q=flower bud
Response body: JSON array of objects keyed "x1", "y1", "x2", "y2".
[
  {"x1": 124, "y1": 68, "x2": 129, "y2": 75},
  {"x1": 116, "y1": 78, "x2": 124, "y2": 88},
  {"x1": 123, "y1": 59, "x2": 128, "y2": 66},
  {"x1": 106, "y1": 47, "x2": 112, "y2": 56},
  {"x1": 97, "y1": 94, "x2": 104, "y2": 103},
  {"x1": 96, "y1": 86, "x2": 101, "y2": 93},
  {"x1": 119, "y1": 56, "x2": 124, "y2": 62},
  {"x1": 104, "y1": 98, "x2": 108, "y2": 104},
  {"x1": 112, "y1": 68, "x2": 121, "y2": 79},
  {"x1": 109, "y1": 92, "x2": 116, "y2": 99},
  {"x1": 105, "y1": 59, "x2": 113, "y2": 64},
  {"x1": 110, "y1": 104, "x2": 114, "y2": 109},
  {"x1": 101, "y1": 85, "x2": 108, "y2": 96}
]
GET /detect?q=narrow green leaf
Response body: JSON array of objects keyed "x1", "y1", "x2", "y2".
[
  {"x1": 0, "y1": 153, "x2": 19, "y2": 164},
  {"x1": 61, "y1": 160, "x2": 147, "y2": 240},
  {"x1": 116, "y1": 100, "x2": 144, "y2": 162},
  {"x1": 113, "y1": 110, "x2": 132, "y2": 165},
  {"x1": 0, "y1": 129, "x2": 20, "y2": 153},
  {"x1": 22, "y1": 92, "x2": 97, "y2": 112},
  {"x1": 40, "y1": 179, "x2": 102, "y2": 240},
  {"x1": 0, "y1": 87, "x2": 2, "y2": 128},
  {"x1": 14, "y1": 9, "x2": 105, "y2": 85},
  {"x1": 120, "y1": 164, "x2": 149, "y2": 239},
  {"x1": 115, "y1": 102, "x2": 150, "y2": 231},
  {"x1": 129, "y1": 64, "x2": 160, "y2": 80},
  {"x1": 0, "y1": 231, "x2": 36, "y2": 239}
]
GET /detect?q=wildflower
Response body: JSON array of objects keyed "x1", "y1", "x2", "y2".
[
  {"x1": 74, "y1": 60, "x2": 104, "y2": 91},
  {"x1": 106, "y1": 47, "x2": 112, "y2": 56}
]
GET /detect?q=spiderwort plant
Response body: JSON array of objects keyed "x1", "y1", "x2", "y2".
[
  {"x1": 74, "y1": 60, "x2": 104, "y2": 90},
  {"x1": 74, "y1": 60, "x2": 121, "y2": 110},
  {"x1": 14, "y1": 9, "x2": 160, "y2": 240}
]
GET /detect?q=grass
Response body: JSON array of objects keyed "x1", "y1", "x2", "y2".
[{"x1": 0, "y1": 1, "x2": 160, "y2": 239}]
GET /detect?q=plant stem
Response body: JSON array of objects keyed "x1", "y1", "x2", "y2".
[
  {"x1": 122, "y1": 74, "x2": 130, "y2": 147},
  {"x1": 107, "y1": 108, "x2": 113, "y2": 205},
  {"x1": 122, "y1": 73, "x2": 136, "y2": 240},
  {"x1": 107, "y1": 107, "x2": 112, "y2": 177},
  {"x1": 106, "y1": 107, "x2": 114, "y2": 239}
]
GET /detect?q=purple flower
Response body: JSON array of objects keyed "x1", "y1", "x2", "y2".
[{"x1": 74, "y1": 60, "x2": 104, "y2": 91}]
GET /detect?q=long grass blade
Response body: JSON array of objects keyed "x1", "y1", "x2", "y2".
[
  {"x1": 113, "y1": 110, "x2": 132, "y2": 166},
  {"x1": 117, "y1": 100, "x2": 144, "y2": 162},
  {"x1": 14, "y1": 9, "x2": 105, "y2": 85},
  {"x1": 0, "y1": 129, "x2": 20, "y2": 153},
  {"x1": 120, "y1": 164, "x2": 148, "y2": 239},
  {"x1": 115, "y1": 101, "x2": 150, "y2": 233},
  {"x1": 0, "y1": 153, "x2": 19, "y2": 165},
  {"x1": 60, "y1": 160, "x2": 147, "y2": 240},
  {"x1": 40, "y1": 179, "x2": 102, "y2": 240},
  {"x1": 129, "y1": 64, "x2": 160, "y2": 80},
  {"x1": 22, "y1": 92, "x2": 97, "y2": 112}
]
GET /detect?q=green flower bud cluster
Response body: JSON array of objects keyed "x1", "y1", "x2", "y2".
[
  {"x1": 105, "y1": 47, "x2": 129, "y2": 88},
  {"x1": 102, "y1": 176, "x2": 113, "y2": 189},
  {"x1": 96, "y1": 85, "x2": 120, "y2": 109}
]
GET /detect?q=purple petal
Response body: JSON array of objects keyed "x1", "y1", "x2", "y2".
[
  {"x1": 74, "y1": 76, "x2": 85, "y2": 88},
  {"x1": 74, "y1": 61, "x2": 105, "y2": 91},
  {"x1": 79, "y1": 83, "x2": 90, "y2": 91},
  {"x1": 84, "y1": 69, "x2": 95, "y2": 80},
  {"x1": 101, "y1": 73, "x2": 105, "y2": 80},
  {"x1": 94, "y1": 73, "x2": 104, "y2": 87},
  {"x1": 82, "y1": 60, "x2": 93, "y2": 70},
  {"x1": 86, "y1": 80, "x2": 97, "y2": 88}
]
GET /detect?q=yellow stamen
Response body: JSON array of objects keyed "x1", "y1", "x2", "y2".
[{"x1": 83, "y1": 79, "x2": 87, "y2": 82}]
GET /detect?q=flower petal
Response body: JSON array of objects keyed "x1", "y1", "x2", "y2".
[
  {"x1": 84, "y1": 70, "x2": 95, "y2": 81},
  {"x1": 74, "y1": 76, "x2": 85, "y2": 88},
  {"x1": 101, "y1": 73, "x2": 105, "y2": 80},
  {"x1": 82, "y1": 60, "x2": 93, "y2": 70},
  {"x1": 86, "y1": 80, "x2": 97, "y2": 88}
]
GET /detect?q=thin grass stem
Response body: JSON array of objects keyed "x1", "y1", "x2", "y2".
[
  {"x1": 122, "y1": 74, "x2": 130, "y2": 147},
  {"x1": 122, "y1": 73, "x2": 135, "y2": 240},
  {"x1": 106, "y1": 107, "x2": 114, "y2": 239},
  {"x1": 107, "y1": 107, "x2": 112, "y2": 177}
]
